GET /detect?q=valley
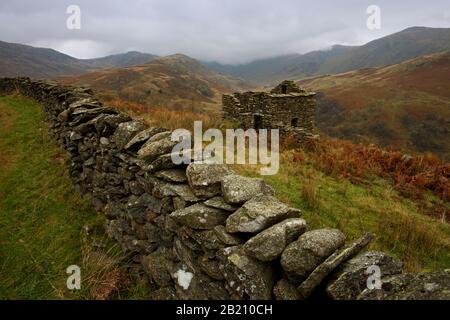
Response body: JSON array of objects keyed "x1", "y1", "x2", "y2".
[{"x1": 298, "y1": 52, "x2": 450, "y2": 160}]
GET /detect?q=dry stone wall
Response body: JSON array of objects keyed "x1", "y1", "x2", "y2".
[{"x1": 1, "y1": 77, "x2": 448, "y2": 300}]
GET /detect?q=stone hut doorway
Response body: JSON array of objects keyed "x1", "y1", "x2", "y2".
[
  {"x1": 291, "y1": 117, "x2": 299, "y2": 127},
  {"x1": 281, "y1": 85, "x2": 287, "y2": 94},
  {"x1": 253, "y1": 114, "x2": 263, "y2": 129}
]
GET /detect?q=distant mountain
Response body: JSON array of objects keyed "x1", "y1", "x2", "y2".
[
  {"x1": 0, "y1": 40, "x2": 89, "y2": 78},
  {"x1": 81, "y1": 51, "x2": 158, "y2": 69},
  {"x1": 59, "y1": 54, "x2": 254, "y2": 110},
  {"x1": 3, "y1": 26, "x2": 449, "y2": 84},
  {"x1": 205, "y1": 27, "x2": 450, "y2": 84},
  {"x1": 0, "y1": 40, "x2": 159, "y2": 78},
  {"x1": 298, "y1": 52, "x2": 450, "y2": 160}
]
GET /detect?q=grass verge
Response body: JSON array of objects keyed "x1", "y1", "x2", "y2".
[
  {"x1": 0, "y1": 95, "x2": 150, "y2": 299},
  {"x1": 234, "y1": 150, "x2": 450, "y2": 272}
]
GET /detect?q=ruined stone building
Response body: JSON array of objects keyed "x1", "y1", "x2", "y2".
[{"x1": 222, "y1": 80, "x2": 317, "y2": 140}]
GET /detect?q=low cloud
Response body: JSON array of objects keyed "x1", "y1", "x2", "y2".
[{"x1": 0, "y1": 0, "x2": 449, "y2": 64}]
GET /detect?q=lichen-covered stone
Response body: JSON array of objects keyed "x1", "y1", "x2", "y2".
[
  {"x1": 273, "y1": 278, "x2": 300, "y2": 300},
  {"x1": 141, "y1": 250, "x2": 174, "y2": 287},
  {"x1": 57, "y1": 109, "x2": 69, "y2": 122},
  {"x1": 326, "y1": 251, "x2": 403, "y2": 300},
  {"x1": 137, "y1": 137, "x2": 177, "y2": 161},
  {"x1": 103, "y1": 201, "x2": 125, "y2": 220},
  {"x1": 217, "y1": 246, "x2": 275, "y2": 300},
  {"x1": 68, "y1": 98, "x2": 101, "y2": 111},
  {"x1": 98, "y1": 113, "x2": 132, "y2": 135},
  {"x1": 221, "y1": 174, "x2": 274, "y2": 204},
  {"x1": 204, "y1": 196, "x2": 239, "y2": 212},
  {"x1": 128, "y1": 180, "x2": 145, "y2": 195},
  {"x1": 213, "y1": 225, "x2": 243, "y2": 246},
  {"x1": 155, "y1": 168, "x2": 188, "y2": 183},
  {"x1": 173, "y1": 237, "x2": 202, "y2": 273},
  {"x1": 358, "y1": 271, "x2": 450, "y2": 300},
  {"x1": 172, "y1": 268, "x2": 230, "y2": 300},
  {"x1": 173, "y1": 197, "x2": 187, "y2": 210},
  {"x1": 280, "y1": 229, "x2": 346, "y2": 284},
  {"x1": 126, "y1": 193, "x2": 162, "y2": 223},
  {"x1": 99, "y1": 137, "x2": 109, "y2": 146},
  {"x1": 170, "y1": 203, "x2": 230, "y2": 229},
  {"x1": 188, "y1": 229, "x2": 228, "y2": 251},
  {"x1": 145, "y1": 149, "x2": 193, "y2": 172},
  {"x1": 71, "y1": 107, "x2": 116, "y2": 126},
  {"x1": 112, "y1": 120, "x2": 147, "y2": 150},
  {"x1": 151, "y1": 180, "x2": 177, "y2": 198},
  {"x1": 147, "y1": 131, "x2": 172, "y2": 143},
  {"x1": 105, "y1": 218, "x2": 132, "y2": 240},
  {"x1": 168, "y1": 184, "x2": 200, "y2": 202},
  {"x1": 142, "y1": 223, "x2": 162, "y2": 243},
  {"x1": 244, "y1": 218, "x2": 307, "y2": 261},
  {"x1": 186, "y1": 163, "x2": 233, "y2": 198},
  {"x1": 297, "y1": 233, "x2": 374, "y2": 299},
  {"x1": 124, "y1": 127, "x2": 167, "y2": 150},
  {"x1": 198, "y1": 255, "x2": 224, "y2": 280},
  {"x1": 226, "y1": 194, "x2": 300, "y2": 233}
]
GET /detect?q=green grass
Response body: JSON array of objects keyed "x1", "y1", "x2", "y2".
[
  {"x1": 234, "y1": 151, "x2": 450, "y2": 272},
  {"x1": 0, "y1": 95, "x2": 150, "y2": 300}
]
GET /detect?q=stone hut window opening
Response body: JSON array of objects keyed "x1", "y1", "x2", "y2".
[
  {"x1": 281, "y1": 85, "x2": 287, "y2": 94},
  {"x1": 291, "y1": 117, "x2": 299, "y2": 127},
  {"x1": 253, "y1": 114, "x2": 263, "y2": 130}
]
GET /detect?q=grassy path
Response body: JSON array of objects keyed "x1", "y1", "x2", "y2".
[{"x1": 0, "y1": 95, "x2": 99, "y2": 299}]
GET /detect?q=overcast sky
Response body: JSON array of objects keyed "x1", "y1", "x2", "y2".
[{"x1": 0, "y1": 0, "x2": 449, "y2": 64}]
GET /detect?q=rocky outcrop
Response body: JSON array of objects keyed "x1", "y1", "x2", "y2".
[{"x1": 1, "y1": 77, "x2": 448, "y2": 300}]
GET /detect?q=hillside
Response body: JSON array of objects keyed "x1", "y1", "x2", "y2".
[
  {"x1": 205, "y1": 27, "x2": 450, "y2": 84},
  {"x1": 59, "y1": 54, "x2": 255, "y2": 113},
  {"x1": 298, "y1": 52, "x2": 450, "y2": 160},
  {"x1": 0, "y1": 40, "x2": 158, "y2": 78},
  {"x1": 81, "y1": 51, "x2": 158, "y2": 69},
  {"x1": 2, "y1": 26, "x2": 450, "y2": 84},
  {"x1": 0, "y1": 40, "x2": 89, "y2": 78}
]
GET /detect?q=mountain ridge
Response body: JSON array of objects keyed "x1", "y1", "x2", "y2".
[
  {"x1": 0, "y1": 40, "x2": 159, "y2": 78},
  {"x1": 59, "y1": 53, "x2": 255, "y2": 112},
  {"x1": 2, "y1": 26, "x2": 450, "y2": 84},
  {"x1": 204, "y1": 27, "x2": 450, "y2": 84},
  {"x1": 81, "y1": 51, "x2": 159, "y2": 69}
]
